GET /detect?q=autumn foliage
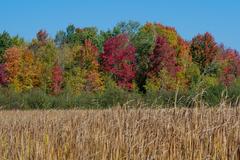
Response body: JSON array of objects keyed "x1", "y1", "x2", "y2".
[
  {"x1": 37, "y1": 30, "x2": 48, "y2": 46},
  {"x1": 3, "y1": 47, "x2": 41, "y2": 92},
  {"x1": 51, "y1": 63, "x2": 63, "y2": 95},
  {"x1": 218, "y1": 49, "x2": 240, "y2": 86},
  {"x1": 190, "y1": 32, "x2": 219, "y2": 73},
  {"x1": 64, "y1": 40, "x2": 103, "y2": 94},
  {"x1": 79, "y1": 40, "x2": 103, "y2": 92},
  {"x1": 0, "y1": 22, "x2": 239, "y2": 102},
  {"x1": 101, "y1": 34, "x2": 136, "y2": 90},
  {"x1": 148, "y1": 36, "x2": 180, "y2": 78}
]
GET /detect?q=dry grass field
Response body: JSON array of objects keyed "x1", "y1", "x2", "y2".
[{"x1": 0, "y1": 106, "x2": 240, "y2": 160}]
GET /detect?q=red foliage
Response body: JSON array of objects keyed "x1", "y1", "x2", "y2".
[
  {"x1": 37, "y1": 30, "x2": 48, "y2": 45},
  {"x1": 190, "y1": 32, "x2": 219, "y2": 72},
  {"x1": 177, "y1": 37, "x2": 191, "y2": 61},
  {"x1": 218, "y1": 49, "x2": 240, "y2": 86},
  {"x1": 148, "y1": 36, "x2": 181, "y2": 78},
  {"x1": 203, "y1": 32, "x2": 219, "y2": 63},
  {"x1": 101, "y1": 34, "x2": 136, "y2": 90},
  {"x1": 0, "y1": 64, "x2": 8, "y2": 86},
  {"x1": 51, "y1": 63, "x2": 63, "y2": 95}
]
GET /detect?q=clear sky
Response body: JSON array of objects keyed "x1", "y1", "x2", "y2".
[{"x1": 0, "y1": 0, "x2": 239, "y2": 51}]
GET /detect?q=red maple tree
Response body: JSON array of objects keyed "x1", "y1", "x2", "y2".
[
  {"x1": 51, "y1": 63, "x2": 63, "y2": 95},
  {"x1": 190, "y1": 32, "x2": 219, "y2": 73},
  {"x1": 148, "y1": 36, "x2": 181, "y2": 78},
  {"x1": 101, "y1": 34, "x2": 136, "y2": 90}
]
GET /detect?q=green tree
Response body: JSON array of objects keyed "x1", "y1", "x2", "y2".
[
  {"x1": 133, "y1": 24, "x2": 155, "y2": 93},
  {"x1": 0, "y1": 31, "x2": 13, "y2": 62},
  {"x1": 133, "y1": 23, "x2": 191, "y2": 93},
  {"x1": 114, "y1": 20, "x2": 141, "y2": 39},
  {"x1": 54, "y1": 31, "x2": 66, "y2": 47}
]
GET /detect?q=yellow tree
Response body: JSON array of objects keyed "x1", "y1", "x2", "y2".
[
  {"x1": 4, "y1": 47, "x2": 41, "y2": 92},
  {"x1": 65, "y1": 40, "x2": 103, "y2": 94},
  {"x1": 81, "y1": 40, "x2": 103, "y2": 92}
]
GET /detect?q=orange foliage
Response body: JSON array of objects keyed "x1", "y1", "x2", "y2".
[{"x1": 4, "y1": 47, "x2": 42, "y2": 91}]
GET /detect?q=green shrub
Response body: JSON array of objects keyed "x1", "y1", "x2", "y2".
[
  {"x1": 227, "y1": 79, "x2": 240, "y2": 105},
  {"x1": 0, "y1": 89, "x2": 25, "y2": 109},
  {"x1": 25, "y1": 89, "x2": 53, "y2": 109},
  {"x1": 1, "y1": 79, "x2": 240, "y2": 109},
  {"x1": 144, "y1": 89, "x2": 190, "y2": 108},
  {"x1": 203, "y1": 84, "x2": 225, "y2": 106},
  {"x1": 97, "y1": 87, "x2": 127, "y2": 108}
]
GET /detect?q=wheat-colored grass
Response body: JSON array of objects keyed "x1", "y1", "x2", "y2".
[{"x1": 0, "y1": 106, "x2": 239, "y2": 160}]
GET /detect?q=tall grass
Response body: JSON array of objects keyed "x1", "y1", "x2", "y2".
[{"x1": 0, "y1": 106, "x2": 239, "y2": 159}]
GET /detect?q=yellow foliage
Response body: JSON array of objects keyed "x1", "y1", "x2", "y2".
[{"x1": 4, "y1": 47, "x2": 42, "y2": 92}]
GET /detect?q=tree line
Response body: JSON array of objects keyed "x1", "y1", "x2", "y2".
[{"x1": 0, "y1": 21, "x2": 239, "y2": 108}]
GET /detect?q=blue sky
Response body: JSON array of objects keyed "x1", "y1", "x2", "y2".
[{"x1": 0, "y1": 0, "x2": 240, "y2": 51}]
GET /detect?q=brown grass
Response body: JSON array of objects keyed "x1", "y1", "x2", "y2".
[{"x1": 0, "y1": 107, "x2": 240, "y2": 160}]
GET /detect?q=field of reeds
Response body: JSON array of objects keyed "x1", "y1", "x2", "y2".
[{"x1": 0, "y1": 106, "x2": 240, "y2": 160}]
